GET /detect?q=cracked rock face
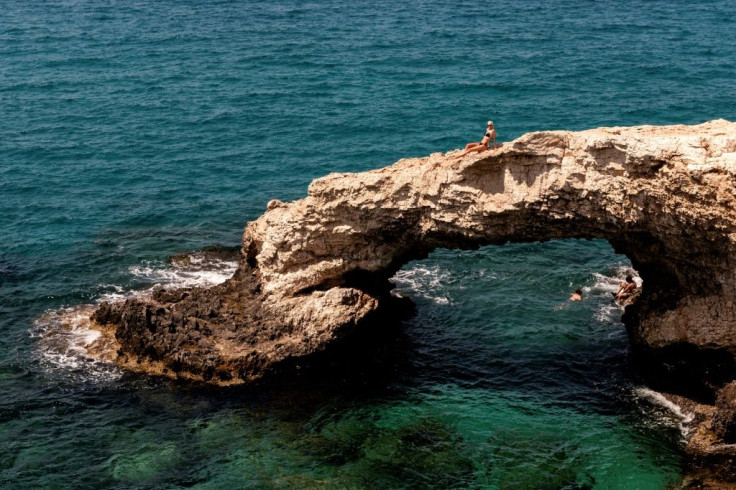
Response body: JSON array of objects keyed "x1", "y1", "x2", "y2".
[{"x1": 91, "y1": 119, "x2": 736, "y2": 388}]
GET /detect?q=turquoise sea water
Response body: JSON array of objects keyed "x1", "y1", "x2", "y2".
[{"x1": 2, "y1": 0, "x2": 735, "y2": 487}]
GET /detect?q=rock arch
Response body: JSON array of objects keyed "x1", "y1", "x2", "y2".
[{"x1": 92, "y1": 120, "x2": 736, "y2": 391}]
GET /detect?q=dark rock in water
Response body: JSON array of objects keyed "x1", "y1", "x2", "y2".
[
  {"x1": 663, "y1": 384, "x2": 736, "y2": 487},
  {"x1": 713, "y1": 382, "x2": 736, "y2": 443},
  {"x1": 92, "y1": 264, "x2": 274, "y2": 383},
  {"x1": 167, "y1": 245, "x2": 241, "y2": 268},
  {"x1": 627, "y1": 343, "x2": 736, "y2": 403},
  {"x1": 92, "y1": 301, "x2": 123, "y2": 328},
  {"x1": 90, "y1": 263, "x2": 411, "y2": 385}
]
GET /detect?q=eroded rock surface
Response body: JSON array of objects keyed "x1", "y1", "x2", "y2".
[
  {"x1": 90, "y1": 119, "x2": 736, "y2": 480},
  {"x1": 92, "y1": 120, "x2": 736, "y2": 391}
]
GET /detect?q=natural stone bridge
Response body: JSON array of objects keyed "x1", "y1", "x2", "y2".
[
  {"x1": 92, "y1": 120, "x2": 736, "y2": 392},
  {"x1": 93, "y1": 120, "x2": 736, "y2": 384},
  {"x1": 89, "y1": 119, "x2": 736, "y2": 484},
  {"x1": 249, "y1": 118, "x2": 736, "y2": 386}
]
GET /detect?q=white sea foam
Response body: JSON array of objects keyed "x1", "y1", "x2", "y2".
[
  {"x1": 590, "y1": 266, "x2": 641, "y2": 295},
  {"x1": 634, "y1": 386, "x2": 695, "y2": 437},
  {"x1": 32, "y1": 305, "x2": 123, "y2": 382},
  {"x1": 92, "y1": 255, "x2": 238, "y2": 303},
  {"x1": 33, "y1": 251, "x2": 239, "y2": 382},
  {"x1": 590, "y1": 265, "x2": 642, "y2": 322},
  {"x1": 391, "y1": 264, "x2": 453, "y2": 305},
  {"x1": 96, "y1": 284, "x2": 130, "y2": 303},
  {"x1": 129, "y1": 254, "x2": 238, "y2": 290}
]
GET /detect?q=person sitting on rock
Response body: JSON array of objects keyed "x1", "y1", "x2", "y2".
[
  {"x1": 613, "y1": 276, "x2": 637, "y2": 301},
  {"x1": 455, "y1": 121, "x2": 497, "y2": 158},
  {"x1": 570, "y1": 288, "x2": 583, "y2": 301}
]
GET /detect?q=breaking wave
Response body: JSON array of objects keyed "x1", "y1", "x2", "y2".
[{"x1": 32, "y1": 250, "x2": 238, "y2": 382}]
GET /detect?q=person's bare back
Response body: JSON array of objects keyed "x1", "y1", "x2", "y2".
[{"x1": 614, "y1": 276, "x2": 637, "y2": 301}]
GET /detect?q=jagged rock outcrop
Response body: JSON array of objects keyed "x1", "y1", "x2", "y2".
[{"x1": 92, "y1": 120, "x2": 736, "y2": 393}]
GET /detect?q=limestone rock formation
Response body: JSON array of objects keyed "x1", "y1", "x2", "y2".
[
  {"x1": 669, "y1": 382, "x2": 736, "y2": 488},
  {"x1": 92, "y1": 119, "x2": 736, "y2": 388},
  {"x1": 90, "y1": 119, "x2": 736, "y2": 480},
  {"x1": 245, "y1": 119, "x2": 736, "y2": 391}
]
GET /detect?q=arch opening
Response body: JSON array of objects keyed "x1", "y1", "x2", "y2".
[{"x1": 387, "y1": 239, "x2": 640, "y2": 390}]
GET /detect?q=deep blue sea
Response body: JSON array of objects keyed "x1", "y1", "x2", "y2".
[{"x1": 2, "y1": 0, "x2": 736, "y2": 487}]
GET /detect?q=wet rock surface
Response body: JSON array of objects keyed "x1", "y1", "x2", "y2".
[{"x1": 91, "y1": 264, "x2": 407, "y2": 385}]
